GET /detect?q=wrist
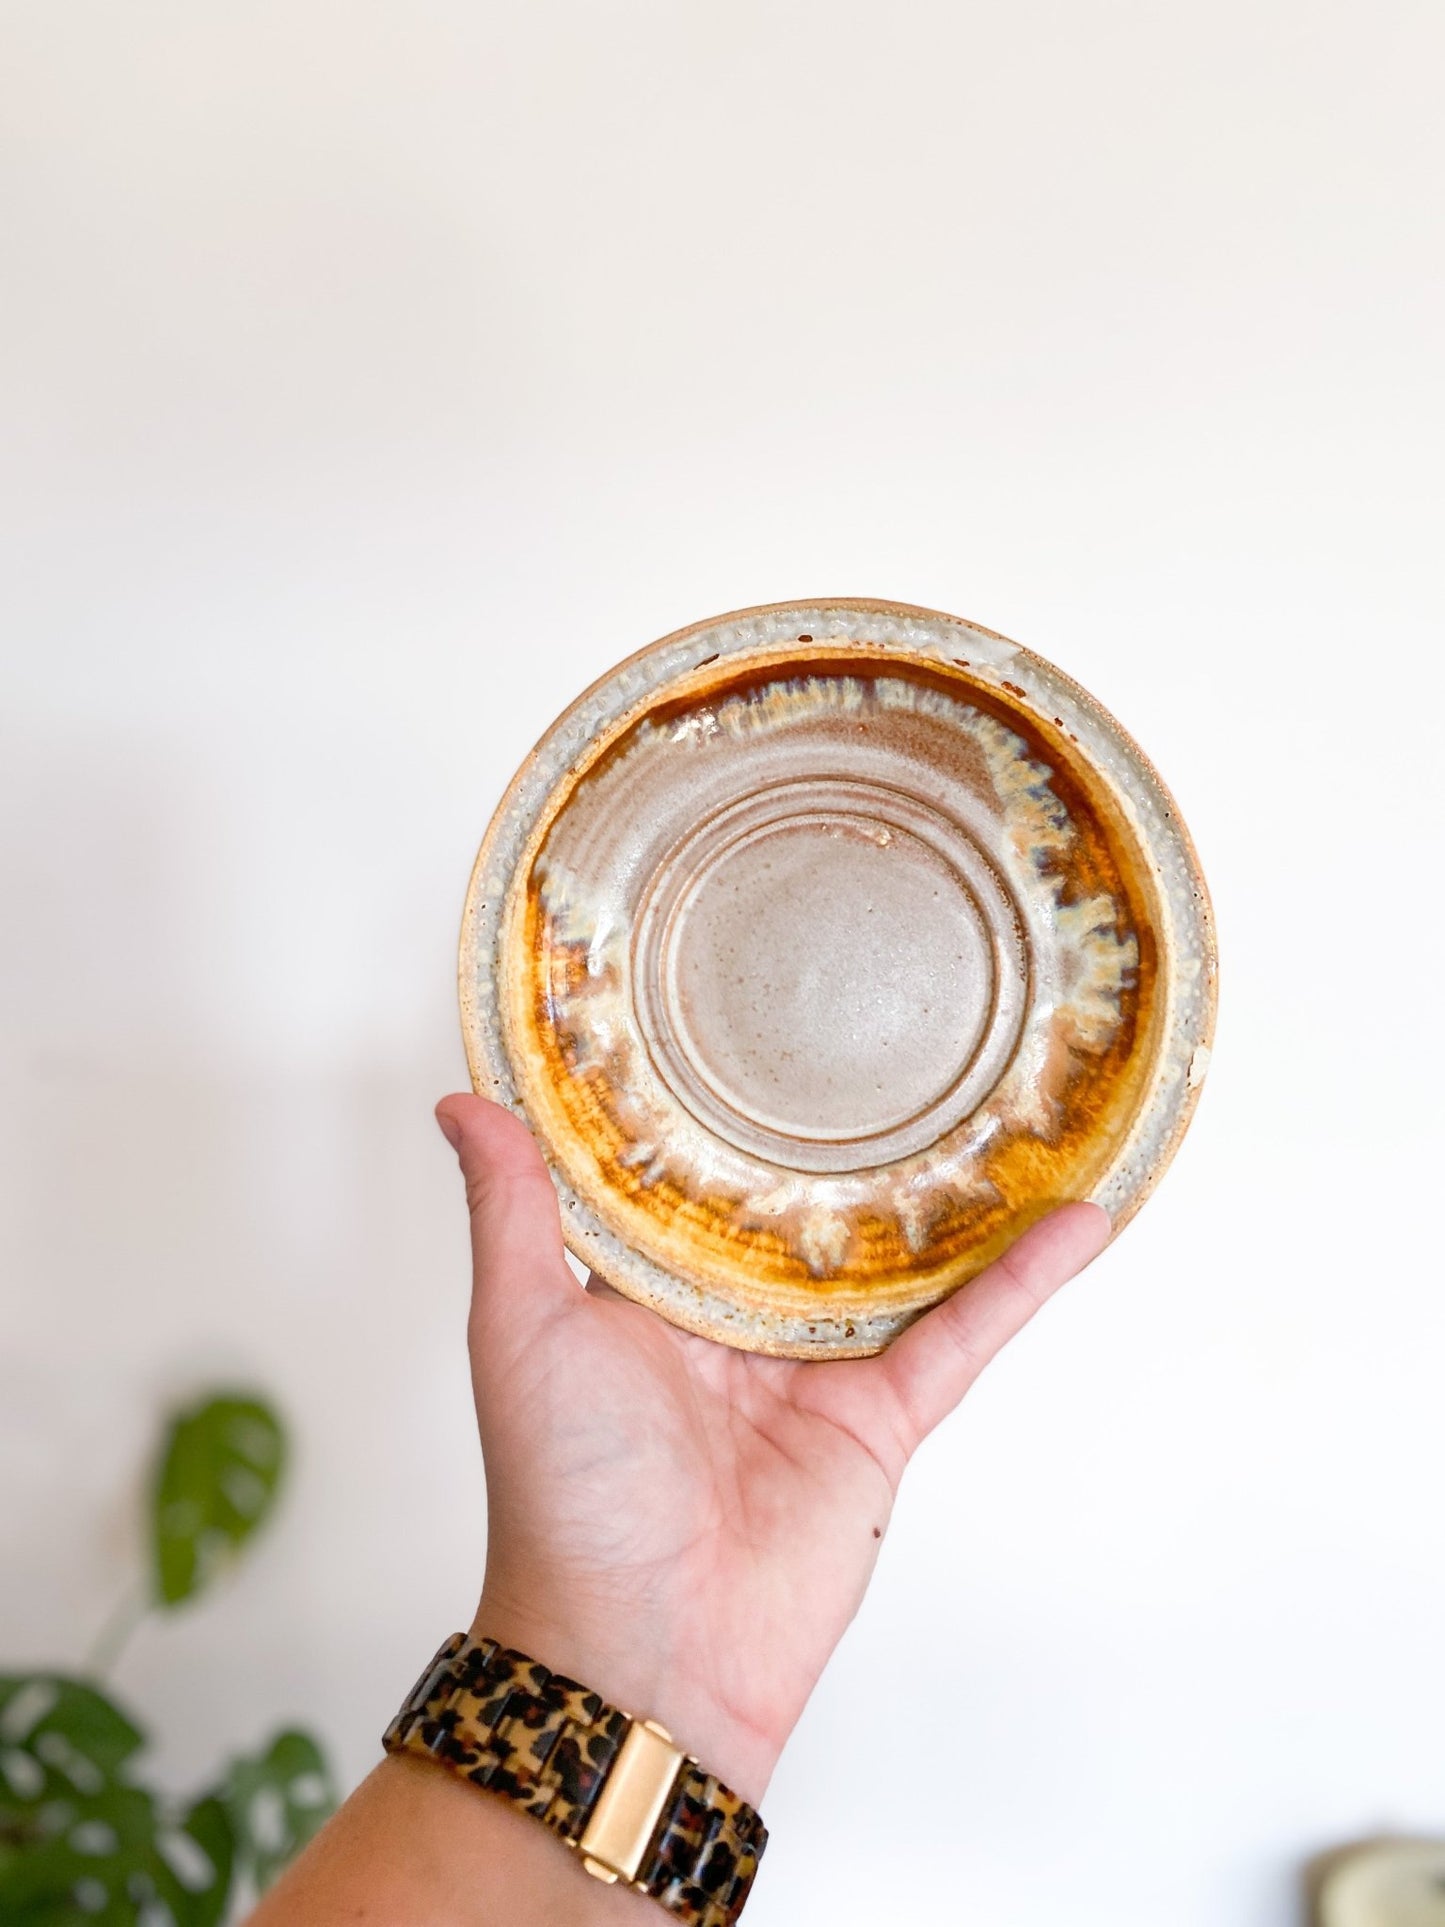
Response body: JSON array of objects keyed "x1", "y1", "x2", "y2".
[{"x1": 470, "y1": 1586, "x2": 780, "y2": 1808}]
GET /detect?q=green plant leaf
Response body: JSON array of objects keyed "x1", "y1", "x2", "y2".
[
  {"x1": 223, "y1": 1729, "x2": 335, "y2": 1892},
  {"x1": 0, "y1": 1777, "x2": 233, "y2": 1926},
  {"x1": 155, "y1": 1793, "x2": 235, "y2": 1927},
  {"x1": 0, "y1": 1675, "x2": 145, "y2": 1842},
  {"x1": 0, "y1": 1683, "x2": 232, "y2": 1926},
  {"x1": 151, "y1": 1394, "x2": 287, "y2": 1607}
]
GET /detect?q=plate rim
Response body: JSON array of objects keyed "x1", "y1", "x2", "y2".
[{"x1": 458, "y1": 597, "x2": 1219, "y2": 1357}]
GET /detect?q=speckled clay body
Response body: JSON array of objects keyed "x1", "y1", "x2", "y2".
[{"x1": 460, "y1": 601, "x2": 1216, "y2": 1358}]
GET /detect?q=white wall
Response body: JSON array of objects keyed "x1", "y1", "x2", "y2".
[{"x1": 2, "y1": 4, "x2": 1442, "y2": 1922}]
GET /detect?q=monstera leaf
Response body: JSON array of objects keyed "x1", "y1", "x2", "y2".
[
  {"x1": 151, "y1": 1394, "x2": 287, "y2": 1607},
  {"x1": 0, "y1": 1781, "x2": 233, "y2": 1926},
  {"x1": 0, "y1": 1677, "x2": 233, "y2": 1926},
  {"x1": 0, "y1": 1675, "x2": 144, "y2": 1831},
  {"x1": 1, "y1": 1391, "x2": 328, "y2": 1919},
  {"x1": 223, "y1": 1729, "x2": 335, "y2": 1892}
]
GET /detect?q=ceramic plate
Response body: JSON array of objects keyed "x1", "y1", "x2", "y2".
[{"x1": 460, "y1": 600, "x2": 1216, "y2": 1358}]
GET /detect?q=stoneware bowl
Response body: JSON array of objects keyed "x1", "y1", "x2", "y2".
[{"x1": 459, "y1": 599, "x2": 1216, "y2": 1358}]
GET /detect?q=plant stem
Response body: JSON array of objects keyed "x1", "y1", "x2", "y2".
[{"x1": 86, "y1": 1586, "x2": 150, "y2": 1678}]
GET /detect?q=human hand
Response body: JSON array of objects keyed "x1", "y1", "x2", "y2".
[{"x1": 437, "y1": 1093, "x2": 1110, "y2": 1810}]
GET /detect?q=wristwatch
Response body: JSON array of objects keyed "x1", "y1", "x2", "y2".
[{"x1": 383, "y1": 1633, "x2": 767, "y2": 1926}]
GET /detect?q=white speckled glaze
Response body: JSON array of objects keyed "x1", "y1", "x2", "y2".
[{"x1": 460, "y1": 600, "x2": 1216, "y2": 1358}]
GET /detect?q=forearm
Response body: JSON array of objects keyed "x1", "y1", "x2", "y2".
[
  {"x1": 249, "y1": 1753, "x2": 649, "y2": 1927},
  {"x1": 472, "y1": 1579, "x2": 778, "y2": 1810},
  {"x1": 248, "y1": 1586, "x2": 776, "y2": 1927},
  {"x1": 245, "y1": 1096, "x2": 1105, "y2": 1927}
]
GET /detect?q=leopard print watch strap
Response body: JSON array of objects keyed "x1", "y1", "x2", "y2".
[{"x1": 382, "y1": 1634, "x2": 766, "y2": 1927}]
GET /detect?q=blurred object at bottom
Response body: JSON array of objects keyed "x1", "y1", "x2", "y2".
[{"x1": 1313, "y1": 1839, "x2": 1445, "y2": 1927}]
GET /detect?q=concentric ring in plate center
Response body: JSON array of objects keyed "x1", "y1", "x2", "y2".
[
  {"x1": 632, "y1": 777, "x2": 1030, "y2": 1174},
  {"x1": 666, "y1": 812, "x2": 991, "y2": 1138}
]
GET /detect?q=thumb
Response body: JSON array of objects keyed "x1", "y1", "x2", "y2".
[
  {"x1": 878, "y1": 1201, "x2": 1111, "y2": 1448},
  {"x1": 434, "y1": 1093, "x2": 577, "y2": 1336}
]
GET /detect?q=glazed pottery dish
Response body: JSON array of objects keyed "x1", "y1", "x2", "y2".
[{"x1": 460, "y1": 600, "x2": 1216, "y2": 1358}]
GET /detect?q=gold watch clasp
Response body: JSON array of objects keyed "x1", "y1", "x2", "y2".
[{"x1": 577, "y1": 1718, "x2": 683, "y2": 1886}]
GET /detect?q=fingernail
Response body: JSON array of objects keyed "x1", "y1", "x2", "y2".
[{"x1": 435, "y1": 1108, "x2": 463, "y2": 1152}]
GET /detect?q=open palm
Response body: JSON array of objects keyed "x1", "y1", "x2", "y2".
[{"x1": 439, "y1": 1093, "x2": 1109, "y2": 1807}]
